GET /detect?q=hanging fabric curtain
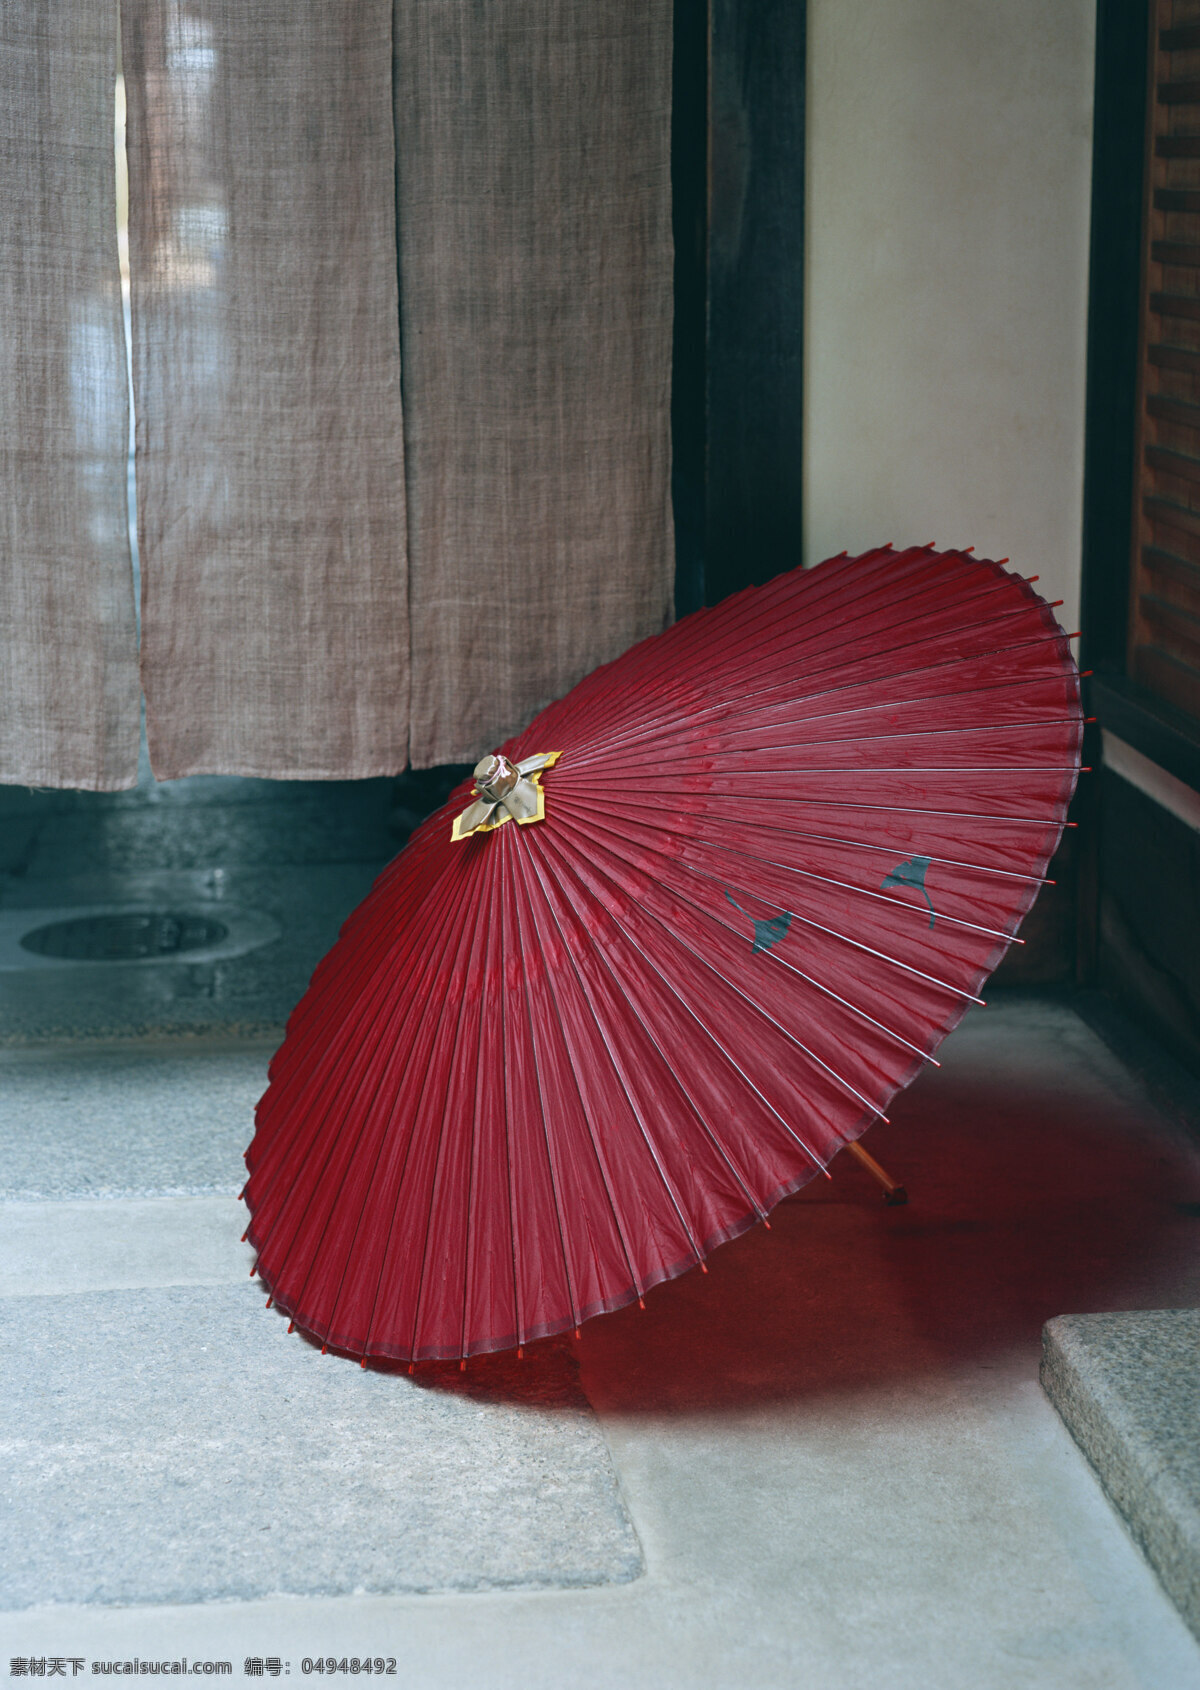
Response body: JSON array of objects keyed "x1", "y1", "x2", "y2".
[
  {"x1": 0, "y1": 0, "x2": 140, "y2": 790},
  {"x1": 2, "y1": 1, "x2": 674, "y2": 785},
  {"x1": 122, "y1": 0, "x2": 411, "y2": 780},
  {"x1": 393, "y1": 1, "x2": 675, "y2": 768}
]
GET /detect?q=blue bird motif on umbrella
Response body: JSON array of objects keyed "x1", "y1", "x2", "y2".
[
  {"x1": 880, "y1": 855, "x2": 936, "y2": 928},
  {"x1": 725, "y1": 890, "x2": 793, "y2": 954}
]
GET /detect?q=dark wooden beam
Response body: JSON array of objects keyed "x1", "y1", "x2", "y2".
[
  {"x1": 705, "y1": 0, "x2": 807, "y2": 605},
  {"x1": 1080, "y1": 0, "x2": 1149, "y2": 679},
  {"x1": 670, "y1": 0, "x2": 709, "y2": 618}
]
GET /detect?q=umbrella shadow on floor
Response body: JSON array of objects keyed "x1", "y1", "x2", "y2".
[
  {"x1": 396, "y1": 1034, "x2": 1200, "y2": 1416},
  {"x1": 561, "y1": 1056, "x2": 1200, "y2": 1415}
]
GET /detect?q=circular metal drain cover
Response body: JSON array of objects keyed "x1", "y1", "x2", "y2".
[{"x1": 19, "y1": 911, "x2": 229, "y2": 963}]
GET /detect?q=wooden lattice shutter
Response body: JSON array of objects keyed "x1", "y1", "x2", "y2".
[{"x1": 1132, "y1": 0, "x2": 1200, "y2": 720}]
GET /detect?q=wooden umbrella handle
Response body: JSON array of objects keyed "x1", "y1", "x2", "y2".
[{"x1": 845, "y1": 1139, "x2": 909, "y2": 1206}]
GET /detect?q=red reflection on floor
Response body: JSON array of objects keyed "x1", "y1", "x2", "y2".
[{"x1": 571, "y1": 1007, "x2": 1200, "y2": 1413}]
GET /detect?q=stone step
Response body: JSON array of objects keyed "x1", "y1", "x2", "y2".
[{"x1": 1041, "y1": 1310, "x2": 1200, "y2": 1642}]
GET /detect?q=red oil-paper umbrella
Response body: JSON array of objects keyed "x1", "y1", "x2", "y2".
[{"x1": 242, "y1": 545, "x2": 1083, "y2": 1365}]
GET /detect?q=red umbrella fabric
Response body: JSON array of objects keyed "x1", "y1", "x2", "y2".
[{"x1": 243, "y1": 546, "x2": 1082, "y2": 1363}]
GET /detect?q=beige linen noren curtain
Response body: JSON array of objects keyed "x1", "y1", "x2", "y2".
[
  {"x1": 2, "y1": 1, "x2": 674, "y2": 785},
  {"x1": 0, "y1": 0, "x2": 140, "y2": 789},
  {"x1": 394, "y1": 1, "x2": 675, "y2": 768},
  {"x1": 124, "y1": 0, "x2": 411, "y2": 779}
]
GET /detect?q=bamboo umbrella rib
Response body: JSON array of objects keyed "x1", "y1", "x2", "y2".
[
  {"x1": 557, "y1": 788, "x2": 1051, "y2": 884},
  {"x1": 551, "y1": 558, "x2": 982, "y2": 742},
  {"x1": 595, "y1": 679, "x2": 1080, "y2": 746},
  {"x1": 408, "y1": 862, "x2": 503, "y2": 1363},
  {"x1": 571, "y1": 574, "x2": 1051, "y2": 728},
  {"x1": 682, "y1": 792, "x2": 1076, "y2": 827},
  {"x1": 552, "y1": 796, "x2": 939, "y2": 1065},
  {"x1": 560, "y1": 633, "x2": 1077, "y2": 770},
  {"x1": 556, "y1": 547, "x2": 934, "y2": 726},
  {"x1": 545, "y1": 824, "x2": 889, "y2": 1127},
  {"x1": 566, "y1": 548, "x2": 993, "y2": 724},
  {"x1": 249, "y1": 847, "x2": 475, "y2": 1203},
  {"x1": 591, "y1": 719, "x2": 1088, "y2": 774},
  {"x1": 269, "y1": 844, "x2": 494, "y2": 1345},
  {"x1": 569, "y1": 638, "x2": 1068, "y2": 764},
  {"x1": 247, "y1": 855, "x2": 472, "y2": 1225},
  {"x1": 497, "y1": 848, "x2": 526, "y2": 1349},
  {"x1": 524, "y1": 835, "x2": 769, "y2": 1225},
  {"x1": 357, "y1": 936, "x2": 471, "y2": 1361},
  {"x1": 523, "y1": 837, "x2": 713, "y2": 1263},
  {"x1": 551, "y1": 794, "x2": 990, "y2": 1001},
  {"x1": 588, "y1": 720, "x2": 1084, "y2": 770},
  {"x1": 265, "y1": 843, "x2": 472, "y2": 1101},
  {"x1": 552, "y1": 796, "x2": 943, "y2": 1063},
  {"x1": 559, "y1": 789, "x2": 1026, "y2": 945},
  {"x1": 567, "y1": 615, "x2": 1070, "y2": 768},
  {"x1": 501, "y1": 841, "x2": 583, "y2": 1340},
  {"x1": 459, "y1": 861, "x2": 505, "y2": 1360},
  {"x1": 352, "y1": 850, "x2": 495, "y2": 1356},
  {"x1": 538, "y1": 828, "x2": 834, "y2": 1177},
  {"x1": 583, "y1": 760, "x2": 1081, "y2": 781},
  {"x1": 508, "y1": 840, "x2": 646, "y2": 1303}
]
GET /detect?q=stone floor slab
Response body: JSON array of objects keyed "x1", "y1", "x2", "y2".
[
  {"x1": 0, "y1": 1041, "x2": 270, "y2": 1198},
  {"x1": 0, "y1": 1284, "x2": 642, "y2": 1607},
  {"x1": 1041, "y1": 1309, "x2": 1200, "y2": 1642},
  {"x1": 0, "y1": 1197, "x2": 250, "y2": 1296}
]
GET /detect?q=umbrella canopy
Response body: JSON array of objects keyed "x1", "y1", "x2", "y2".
[{"x1": 243, "y1": 546, "x2": 1083, "y2": 1363}]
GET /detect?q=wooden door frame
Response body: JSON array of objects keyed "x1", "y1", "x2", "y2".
[{"x1": 671, "y1": 0, "x2": 808, "y2": 613}]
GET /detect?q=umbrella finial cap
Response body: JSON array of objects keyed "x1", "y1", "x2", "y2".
[{"x1": 473, "y1": 754, "x2": 519, "y2": 803}]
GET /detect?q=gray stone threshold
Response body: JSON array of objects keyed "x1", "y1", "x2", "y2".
[
  {"x1": 0, "y1": 1284, "x2": 643, "y2": 1608},
  {"x1": 1041, "y1": 1310, "x2": 1200, "y2": 1642}
]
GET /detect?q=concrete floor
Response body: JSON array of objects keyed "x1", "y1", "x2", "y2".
[{"x1": 2, "y1": 772, "x2": 1199, "y2": 1686}]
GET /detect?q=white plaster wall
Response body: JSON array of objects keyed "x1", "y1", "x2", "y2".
[{"x1": 804, "y1": 1, "x2": 1096, "y2": 626}]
